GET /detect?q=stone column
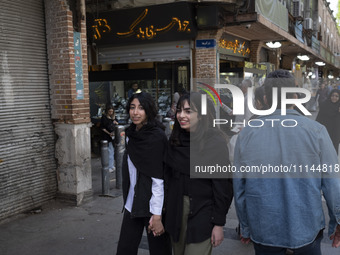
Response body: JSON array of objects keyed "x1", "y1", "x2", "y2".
[
  {"x1": 281, "y1": 55, "x2": 296, "y2": 71},
  {"x1": 45, "y1": 0, "x2": 92, "y2": 205}
]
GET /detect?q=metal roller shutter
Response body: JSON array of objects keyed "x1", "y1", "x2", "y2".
[
  {"x1": 0, "y1": 0, "x2": 57, "y2": 220},
  {"x1": 98, "y1": 40, "x2": 191, "y2": 64}
]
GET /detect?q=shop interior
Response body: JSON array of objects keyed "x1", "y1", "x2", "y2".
[
  {"x1": 89, "y1": 61, "x2": 189, "y2": 154},
  {"x1": 90, "y1": 62, "x2": 189, "y2": 119}
]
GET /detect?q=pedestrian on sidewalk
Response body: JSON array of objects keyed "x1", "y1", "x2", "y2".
[
  {"x1": 316, "y1": 89, "x2": 340, "y2": 154},
  {"x1": 116, "y1": 92, "x2": 171, "y2": 255},
  {"x1": 234, "y1": 79, "x2": 253, "y2": 124},
  {"x1": 233, "y1": 70, "x2": 340, "y2": 255},
  {"x1": 100, "y1": 103, "x2": 118, "y2": 172},
  {"x1": 315, "y1": 81, "x2": 328, "y2": 107},
  {"x1": 164, "y1": 92, "x2": 233, "y2": 255}
]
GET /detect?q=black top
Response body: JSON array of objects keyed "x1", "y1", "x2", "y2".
[
  {"x1": 122, "y1": 123, "x2": 168, "y2": 218},
  {"x1": 125, "y1": 123, "x2": 167, "y2": 179},
  {"x1": 100, "y1": 115, "x2": 116, "y2": 143},
  {"x1": 165, "y1": 129, "x2": 233, "y2": 244},
  {"x1": 316, "y1": 87, "x2": 328, "y2": 105}
]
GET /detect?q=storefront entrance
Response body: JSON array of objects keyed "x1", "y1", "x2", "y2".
[{"x1": 89, "y1": 61, "x2": 189, "y2": 154}]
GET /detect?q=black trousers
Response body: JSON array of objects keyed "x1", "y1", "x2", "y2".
[{"x1": 116, "y1": 210, "x2": 172, "y2": 255}]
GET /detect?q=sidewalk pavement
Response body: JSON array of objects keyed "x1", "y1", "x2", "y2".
[{"x1": 1, "y1": 109, "x2": 339, "y2": 255}]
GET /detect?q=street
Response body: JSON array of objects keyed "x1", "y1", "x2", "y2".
[{"x1": 1, "y1": 142, "x2": 339, "y2": 255}]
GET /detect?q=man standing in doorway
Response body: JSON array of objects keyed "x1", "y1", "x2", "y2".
[
  {"x1": 233, "y1": 69, "x2": 340, "y2": 254},
  {"x1": 128, "y1": 83, "x2": 139, "y2": 99}
]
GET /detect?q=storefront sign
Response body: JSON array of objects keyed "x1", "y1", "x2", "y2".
[
  {"x1": 88, "y1": 2, "x2": 197, "y2": 46},
  {"x1": 218, "y1": 35, "x2": 250, "y2": 58},
  {"x1": 196, "y1": 39, "x2": 216, "y2": 48}
]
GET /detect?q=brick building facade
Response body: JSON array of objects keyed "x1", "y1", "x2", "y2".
[{"x1": 45, "y1": 0, "x2": 92, "y2": 205}]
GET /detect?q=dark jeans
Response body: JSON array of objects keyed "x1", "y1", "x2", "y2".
[
  {"x1": 253, "y1": 231, "x2": 323, "y2": 255},
  {"x1": 116, "y1": 210, "x2": 172, "y2": 255}
]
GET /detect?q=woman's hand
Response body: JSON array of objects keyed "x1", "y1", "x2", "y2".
[
  {"x1": 148, "y1": 215, "x2": 165, "y2": 237},
  {"x1": 211, "y1": 226, "x2": 224, "y2": 247},
  {"x1": 240, "y1": 235, "x2": 251, "y2": 244}
]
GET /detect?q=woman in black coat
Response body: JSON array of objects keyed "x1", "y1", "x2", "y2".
[
  {"x1": 164, "y1": 92, "x2": 233, "y2": 255},
  {"x1": 316, "y1": 89, "x2": 340, "y2": 154},
  {"x1": 116, "y1": 92, "x2": 171, "y2": 255}
]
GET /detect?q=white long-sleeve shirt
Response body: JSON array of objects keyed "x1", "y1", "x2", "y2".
[{"x1": 124, "y1": 138, "x2": 164, "y2": 216}]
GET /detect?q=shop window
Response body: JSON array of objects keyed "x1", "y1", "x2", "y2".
[{"x1": 178, "y1": 65, "x2": 188, "y2": 91}]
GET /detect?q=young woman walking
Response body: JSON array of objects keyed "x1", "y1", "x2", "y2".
[
  {"x1": 165, "y1": 92, "x2": 233, "y2": 255},
  {"x1": 116, "y1": 92, "x2": 171, "y2": 255}
]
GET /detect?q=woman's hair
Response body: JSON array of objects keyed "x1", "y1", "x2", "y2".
[
  {"x1": 170, "y1": 92, "x2": 216, "y2": 146},
  {"x1": 105, "y1": 103, "x2": 115, "y2": 114},
  {"x1": 126, "y1": 91, "x2": 164, "y2": 129},
  {"x1": 169, "y1": 93, "x2": 189, "y2": 146}
]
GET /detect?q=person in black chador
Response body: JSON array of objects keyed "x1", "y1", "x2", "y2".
[
  {"x1": 164, "y1": 92, "x2": 233, "y2": 255},
  {"x1": 116, "y1": 92, "x2": 171, "y2": 255},
  {"x1": 316, "y1": 89, "x2": 340, "y2": 153}
]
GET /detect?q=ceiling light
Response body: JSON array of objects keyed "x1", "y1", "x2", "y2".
[
  {"x1": 266, "y1": 42, "x2": 282, "y2": 48},
  {"x1": 315, "y1": 61, "x2": 325, "y2": 66},
  {"x1": 297, "y1": 55, "x2": 310, "y2": 61}
]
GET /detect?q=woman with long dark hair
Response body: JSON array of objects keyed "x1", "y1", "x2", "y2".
[
  {"x1": 165, "y1": 92, "x2": 233, "y2": 255},
  {"x1": 116, "y1": 92, "x2": 171, "y2": 255},
  {"x1": 316, "y1": 89, "x2": 340, "y2": 153}
]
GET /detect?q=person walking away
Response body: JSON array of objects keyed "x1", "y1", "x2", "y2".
[
  {"x1": 228, "y1": 85, "x2": 268, "y2": 165},
  {"x1": 233, "y1": 69, "x2": 340, "y2": 255}
]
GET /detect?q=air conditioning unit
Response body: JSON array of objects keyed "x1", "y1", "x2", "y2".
[
  {"x1": 304, "y1": 18, "x2": 313, "y2": 31},
  {"x1": 292, "y1": 0, "x2": 304, "y2": 20}
]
